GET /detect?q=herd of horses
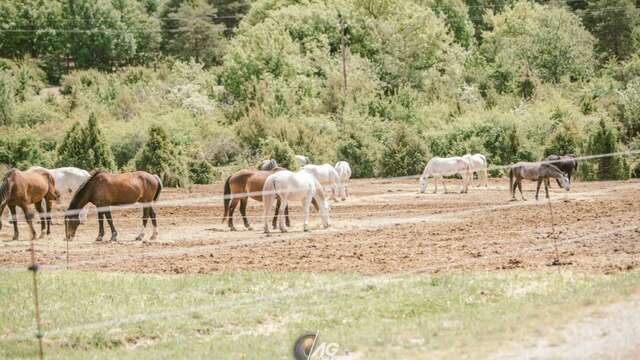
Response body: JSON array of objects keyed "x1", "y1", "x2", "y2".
[{"x1": 0, "y1": 153, "x2": 577, "y2": 241}]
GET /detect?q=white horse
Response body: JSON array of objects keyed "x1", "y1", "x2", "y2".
[
  {"x1": 262, "y1": 170, "x2": 330, "y2": 233},
  {"x1": 462, "y1": 153, "x2": 488, "y2": 187},
  {"x1": 31, "y1": 166, "x2": 91, "y2": 199},
  {"x1": 334, "y1": 161, "x2": 352, "y2": 201},
  {"x1": 302, "y1": 164, "x2": 340, "y2": 201},
  {"x1": 294, "y1": 155, "x2": 311, "y2": 167},
  {"x1": 419, "y1": 157, "x2": 471, "y2": 194}
]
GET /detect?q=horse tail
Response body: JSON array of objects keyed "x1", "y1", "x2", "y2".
[
  {"x1": 0, "y1": 171, "x2": 14, "y2": 208},
  {"x1": 153, "y1": 174, "x2": 163, "y2": 201},
  {"x1": 46, "y1": 172, "x2": 60, "y2": 200},
  {"x1": 222, "y1": 175, "x2": 231, "y2": 223}
]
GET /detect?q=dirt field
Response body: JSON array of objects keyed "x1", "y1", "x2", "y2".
[{"x1": 0, "y1": 178, "x2": 639, "y2": 275}]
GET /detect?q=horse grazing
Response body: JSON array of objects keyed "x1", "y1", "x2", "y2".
[
  {"x1": 258, "y1": 159, "x2": 278, "y2": 171},
  {"x1": 294, "y1": 155, "x2": 311, "y2": 167},
  {"x1": 334, "y1": 161, "x2": 352, "y2": 201},
  {"x1": 0, "y1": 168, "x2": 60, "y2": 240},
  {"x1": 64, "y1": 171, "x2": 162, "y2": 242},
  {"x1": 419, "y1": 157, "x2": 471, "y2": 194},
  {"x1": 222, "y1": 168, "x2": 293, "y2": 231},
  {"x1": 262, "y1": 170, "x2": 330, "y2": 233},
  {"x1": 462, "y1": 154, "x2": 488, "y2": 187},
  {"x1": 544, "y1": 154, "x2": 578, "y2": 187},
  {"x1": 302, "y1": 164, "x2": 340, "y2": 201},
  {"x1": 509, "y1": 162, "x2": 570, "y2": 201}
]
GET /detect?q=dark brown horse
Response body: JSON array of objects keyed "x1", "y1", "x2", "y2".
[
  {"x1": 222, "y1": 168, "x2": 291, "y2": 231},
  {"x1": 0, "y1": 167, "x2": 60, "y2": 240},
  {"x1": 64, "y1": 171, "x2": 162, "y2": 242},
  {"x1": 544, "y1": 154, "x2": 578, "y2": 187}
]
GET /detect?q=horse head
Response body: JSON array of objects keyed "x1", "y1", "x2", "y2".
[
  {"x1": 319, "y1": 199, "x2": 331, "y2": 229},
  {"x1": 558, "y1": 174, "x2": 571, "y2": 191},
  {"x1": 64, "y1": 210, "x2": 81, "y2": 240}
]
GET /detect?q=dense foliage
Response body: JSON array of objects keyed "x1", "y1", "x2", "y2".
[{"x1": 0, "y1": 0, "x2": 639, "y2": 185}]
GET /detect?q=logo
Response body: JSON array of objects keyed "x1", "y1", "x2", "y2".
[{"x1": 293, "y1": 332, "x2": 339, "y2": 360}]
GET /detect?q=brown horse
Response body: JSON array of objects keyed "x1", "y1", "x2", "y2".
[
  {"x1": 222, "y1": 168, "x2": 291, "y2": 231},
  {"x1": 509, "y1": 162, "x2": 570, "y2": 201},
  {"x1": 0, "y1": 167, "x2": 60, "y2": 240},
  {"x1": 64, "y1": 171, "x2": 162, "y2": 242}
]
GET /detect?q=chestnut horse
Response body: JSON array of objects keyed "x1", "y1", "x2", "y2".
[
  {"x1": 64, "y1": 171, "x2": 162, "y2": 242},
  {"x1": 0, "y1": 168, "x2": 60, "y2": 240},
  {"x1": 222, "y1": 168, "x2": 292, "y2": 231}
]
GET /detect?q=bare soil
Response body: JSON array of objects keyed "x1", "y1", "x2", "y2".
[{"x1": 1, "y1": 178, "x2": 639, "y2": 275}]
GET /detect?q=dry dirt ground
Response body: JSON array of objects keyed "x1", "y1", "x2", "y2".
[{"x1": 0, "y1": 178, "x2": 639, "y2": 275}]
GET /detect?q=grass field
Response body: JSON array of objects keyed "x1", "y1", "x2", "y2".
[{"x1": 2, "y1": 269, "x2": 639, "y2": 359}]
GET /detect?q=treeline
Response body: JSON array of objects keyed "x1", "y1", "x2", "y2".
[{"x1": 0, "y1": 0, "x2": 639, "y2": 185}]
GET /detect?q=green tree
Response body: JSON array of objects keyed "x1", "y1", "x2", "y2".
[
  {"x1": 616, "y1": 77, "x2": 640, "y2": 141},
  {"x1": 378, "y1": 125, "x2": 429, "y2": 177},
  {"x1": 167, "y1": 0, "x2": 225, "y2": 64},
  {"x1": 133, "y1": 125, "x2": 188, "y2": 187},
  {"x1": 56, "y1": 113, "x2": 116, "y2": 170},
  {"x1": 0, "y1": 76, "x2": 13, "y2": 125},
  {"x1": 587, "y1": 118, "x2": 627, "y2": 180},
  {"x1": 580, "y1": 0, "x2": 640, "y2": 60},
  {"x1": 482, "y1": 1, "x2": 595, "y2": 86}
]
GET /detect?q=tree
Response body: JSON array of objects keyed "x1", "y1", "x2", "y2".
[
  {"x1": 587, "y1": 118, "x2": 627, "y2": 180},
  {"x1": 482, "y1": 2, "x2": 595, "y2": 86},
  {"x1": 378, "y1": 125, "x2": 429, "y2": 177},
  {"x1": 580, "y1": 0, "x2": 640, "y2": 61},
  {"x1": 167, "y1": 0, "x2": 225, "y2": 64},
  {"x1": 56, "y1": 113, "x2": 116, "y2": 170},
  {"x1": 133, "y1": 125, "x2": 188, "y2": 187}
]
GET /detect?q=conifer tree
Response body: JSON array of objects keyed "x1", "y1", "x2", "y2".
[
  {"x1": 134, "y1": 125, "x2": 188, "y2": 186},
  {"x1": 56, "y1": 113, "x2": 116, "y2": 170}
]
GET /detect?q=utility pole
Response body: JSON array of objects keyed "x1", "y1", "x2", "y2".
[{"x1": 338, "y1": 15, "x2": 348, "y2": 100}]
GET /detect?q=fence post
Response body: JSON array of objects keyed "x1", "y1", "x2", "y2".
[{"x1": 28, "y1": 235, "x2": 45, "y2": 359}]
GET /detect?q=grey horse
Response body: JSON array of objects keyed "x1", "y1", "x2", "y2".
[
  {"x1": 509, "y1": 162, "x2": 570, "y2": 200},
  {"x1": 258, "y1": 159, "x2": 279, "y2": 171}
]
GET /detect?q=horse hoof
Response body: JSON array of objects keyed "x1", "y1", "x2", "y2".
[
  {"x1": 135, "y1": 235, "x2": 144, "y2": 241},
  {"x1": 110, "y1": 236, "x2": 118, "y2": 242},
  {"x1": 149, "y1": 235, "x2": 158, "y2": 241},
  {"x1": 95, "y1": 237, "x2": 103, "y2": 242}
]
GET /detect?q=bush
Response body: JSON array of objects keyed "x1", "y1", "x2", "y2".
[
  {"x1": 0, "y1": 130, "x2": 54, "y2": 169},
  {"x1": 56, "y1": 113, "x2": 116, "y2": 171},
  {"x1": 133, "y1": 125, "x2": 189, "y2": 187},
  {"x1": 585, "y1": 118, "x2": 628, "y2": 180},
  {"x1": 0, "y1": 76, "x2": 13, "y2": 126},
  {"x1": 378, "y1": 125, "x2": 429, "y2": 177},
  {"x1": 616, "y1": 77, "x2": 640, "y2": 141},
  {"x1": 336, "y1": 119, "x2": 380, "y2": 178},
  {"x1": 258, "y1": 137, "x2": 298, "y2": 170},
  {"x1": 14, "y1": 100, "x2": 63, "y2": 127},
  {"x1": 188, "y1": 159, "x2": 215, "y2": 184}
]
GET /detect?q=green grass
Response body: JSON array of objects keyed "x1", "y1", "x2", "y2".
[{"x1": 1, "y1": 269, "x2": 639, "y2": 359}]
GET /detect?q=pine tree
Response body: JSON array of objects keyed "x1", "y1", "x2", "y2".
[
  {"x1": 133, "y1": 125, "x2": 188, "y2": 187},
  {"x1": 588, "y1": 118, "x2": 626, "y2": 180},
  {"x1": 56, "y1": 113, "x2": 116, "y2": 170}
]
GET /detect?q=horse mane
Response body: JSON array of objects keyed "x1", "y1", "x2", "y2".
[
  {"x1": 542, "y1": 162, "x2": 564, "y2": 176},
  {"x1": 68, "y1": 170, "x2": 103, "y2": 210}
]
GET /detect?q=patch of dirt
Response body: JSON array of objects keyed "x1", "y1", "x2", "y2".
[{"x1": 1, "y1": 178, "x2": 639, "y2": 275}]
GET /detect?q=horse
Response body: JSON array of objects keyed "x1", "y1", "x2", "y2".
[
  {"x1": 258, "y1": 159, "x2": 278, "y2": 171},
  {"x1": 262, "y1": 170, "x2": 330, "y2": 233},
  {"x1": 31, "y1": 166, "x2": 91, "y2": 197},
  {"x1": 64, "y1": 171, "x2": 162, "y2": 242},
  {"x1": 0, "y1": 168, "x2": 60, "y2": 240},
  {"x1": 544, "y1": 154, "x2": 578, "y2": 187},
  {"x1": 294, "y1": 155, "x2": 311, "y2": 167},
  {"x1": 509, "y1": 162, "x2": 570, "y2": 201},
  {"x1": 334, "y1": 161, "x2": 352, "y2": 201},
  {"x1": 419, "y1": 156, "x2": 471, "y2": 194},
  {"x1": 462, "y1": 154, "x2": 488, "y2": 187},
  {"x1": 223, "y1": 168, "x2": 294, "y2": 231},
  {"x1": 301, "y1": 164, "x2": 340, "y2": 201}
]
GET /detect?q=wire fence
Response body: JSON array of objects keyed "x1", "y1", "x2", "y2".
[{"x1": 0, "y1": 149, "x2": 639, "y2": 357}]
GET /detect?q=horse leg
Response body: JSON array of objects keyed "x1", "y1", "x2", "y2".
[
  {"x1": 96, "y1": 211, "x2": 105, "y2": 242},
  {"x1": 45, "y1": 199, "x2": 53, "y2": 234},
  {"x1": 135, "y1": 207, "x2": 149, "y2": 241},
  {"x1": 518, "y1": 179, "x2": 526, "y2": 201},
  {"x1": 285, "y1": 205, "x2": 290, "y2": 227},
  {"x1": 278, "y1": 197, "x2": 288, "y2": 233},
  {"x1": 273, "y1": 198, "x2": 280, "y2": 229},
  {"x1": 9, "y1": 205, "x2": 18, "y2": 241},
  {"x1": 149, "y1": 207, "x2": 158, "y2": 240},
  {"x1": 239, "y1": 198, "x2": 252, "y2": 230},
  {"x1": 0, "y1": 203, "x2": 5, "y2": 231},
  {"x1": 263, "y1": 195, "x2": 273, "y2": 234},
  {"x1": 443, "y1": 177, "x2": 448, "y2": 194},
  {"x1": 105, "y1": 209, "x2": 117, "y2": 241},
  {"x1": 302, "y1": 196, "x2": 311, "y2": 232},
  {"x1": 227, "y1": 198, "x2": 240, "y2": 231},
  {"x1": 535, "y1": 178, "x2": 542, "y2": 201},
  {"x1": 34, "y1": 202, "x2": 46, "y2": 239},
  {"x1": 544, "y1": 179, "x2": 550, "y2": 199},
  {"x1": 19, "y1": 204, "x2": 37, "y2": 240}
]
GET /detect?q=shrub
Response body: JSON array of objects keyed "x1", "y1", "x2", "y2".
[
  {"x1": 336, "y1": 119, "x2": 381, "y2": 178},
  {"x1": 258, "y1": 137, "x2": 297, "y2": 170},
  {"x1": 14, "y1": 100, "x2": 63, "y2": 127},
  {"x1": 0, "y1": 77, "x2": 13, "y2": 125},
  {"x1": 188, "y1": 159, "x2": 215, "y2": 184},
  {"x1": 378, "y1": 125, "x2": 429, "y2": 177},
  {"x1": 0, "y1": 130, "x2": 54, "y2": 169},
  {"x1": 585, "y1": 118, "x2": 628, "y2": 180},
  {"x1": 133, "y1": 125, "x2": 189, "y2": 187},
  {"x1": 616, "y1": 77, "x2": 640, "y2": 141},
  {"x1": 56, "y1": 113, "x2": 116, "y2": 171}
]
